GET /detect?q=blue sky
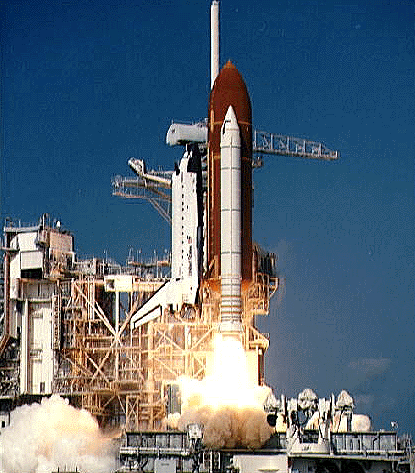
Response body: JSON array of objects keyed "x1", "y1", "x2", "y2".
[{"x1": 2, "y1": 0, "x2": 414, "y2": 435}]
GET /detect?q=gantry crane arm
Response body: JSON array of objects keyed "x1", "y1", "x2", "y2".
[
  {"x1": 112, "y1": 124, "x2": 339, "y2": 224},
  {"x1": 112, "y1": 175, "x2": 172, "y2": 225},
  {"x1": 165, "y1": 121, "x2": 339, "y2": 166},
  {"x1": 112, "y1": 157, "x2": 173, "y2": 224},
  {"x1": 128, "y1": 158, "x2": 172, "y2": 188},
  {"x1": 252, "y1": 130, "x2": 339, "y2": 167}
]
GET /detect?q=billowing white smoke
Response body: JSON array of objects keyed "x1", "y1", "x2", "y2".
[
  {"x1": 177, "y1": 405, "x2": 272, "y2": 449},
  {"x1": 169, "y1": 334, "x2": 273, "y2": 449},
  {"x1": 0, "y1": 395, "x2": 117, "y2": 473}
]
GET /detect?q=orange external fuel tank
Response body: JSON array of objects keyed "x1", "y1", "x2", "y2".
[{"x1": 207, "y1": 61, "x2": 253, "y2": 293}]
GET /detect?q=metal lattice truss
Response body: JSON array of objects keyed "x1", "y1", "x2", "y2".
[
  {"x1": 111, "y1": 128, "x2": 338, "y2": 223},
  {"x1": 54, "y1": 278, "x2": 142, "y2": 422},
  {"x1": 53, "y1": 277, "x2": 217, "y2": 429},
  {"x1": 253, "y1": 130, "x2": 339, "y2": 162},
  {"x1": 0, "y1": 341, "x2": 19, "y2": 398},
  {"x1": 112, "y1": 175, "x2": 172, "y2": 225},
  {"x1": 53, "y1": 270, "x2": 275, "y2": 430}
]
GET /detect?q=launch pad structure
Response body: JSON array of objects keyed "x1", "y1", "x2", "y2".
[
  {"x1": 2, "y1": 4, "x2": 414, "y2": 473},
  {"x1": 0, "y1": 0, "x2": 340, "y2": 435},
  {"x1": 0, "y1": 51, "x2": 334, "y2": 431},
  {"x1": 0, "y1": 208, "x2": 276, "y2": 431}
]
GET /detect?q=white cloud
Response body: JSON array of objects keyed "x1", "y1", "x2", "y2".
[{"x1": 348, "y1": 357, "x2": 391, "y2": 379}]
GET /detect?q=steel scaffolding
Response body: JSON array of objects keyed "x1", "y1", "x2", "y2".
[{"x1": 52, "y1": 268, "x2": 275, "y2": 430}]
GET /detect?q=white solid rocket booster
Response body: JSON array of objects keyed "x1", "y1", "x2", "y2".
[{"x1": 219, "y1": 105, "x2": 243, "y2": 333}]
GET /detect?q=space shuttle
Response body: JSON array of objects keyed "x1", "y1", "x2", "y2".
[
  {"x1": 131, "y1": 0, "x2": 255, "y2": 333},
  {"x1": 130, "y1": 60, "x2": 253, "y2": 335}
]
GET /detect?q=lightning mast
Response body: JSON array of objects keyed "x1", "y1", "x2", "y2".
[{"x1": 211, "y1": 0, "x2": 220, "y2": 88}]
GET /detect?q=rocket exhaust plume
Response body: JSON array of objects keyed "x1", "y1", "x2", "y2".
[
  {"x1": 169, "y1": 334, "x2": 273, "y2": 449},
  {"x1": 0, "y1": 395, "x2": 117, "y2": 473}
]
